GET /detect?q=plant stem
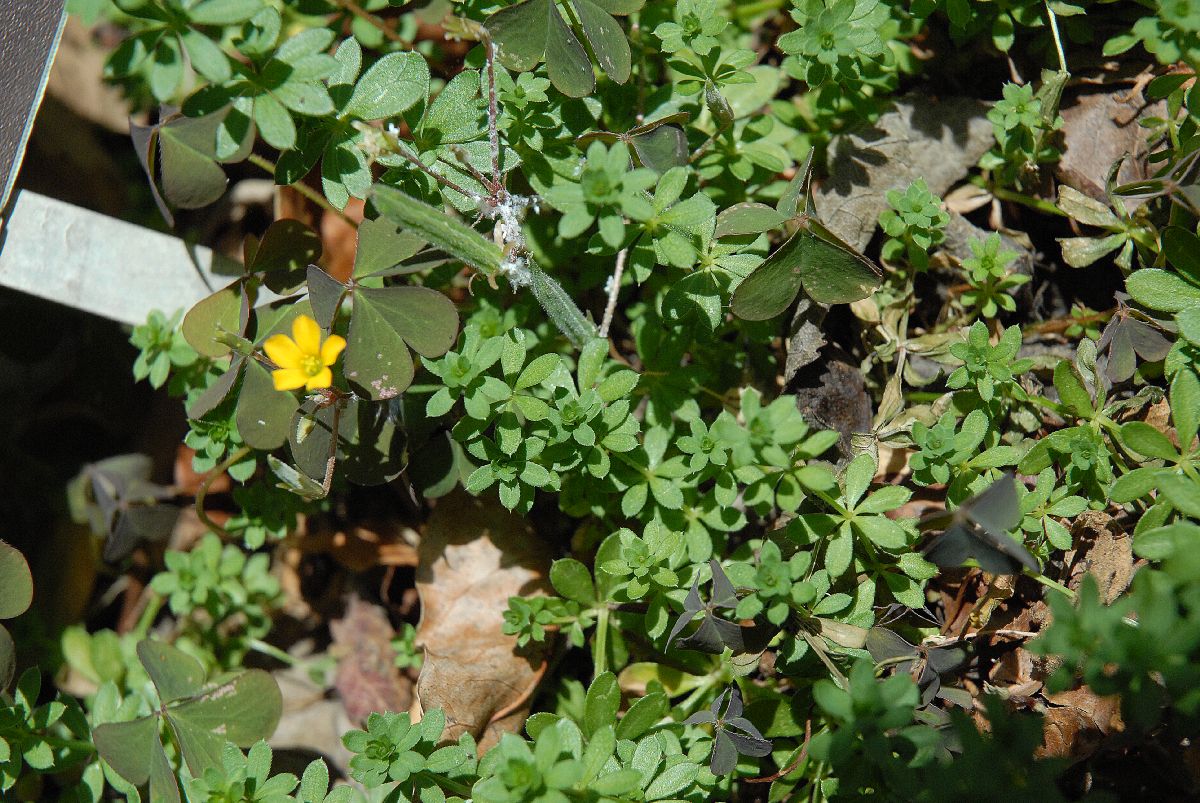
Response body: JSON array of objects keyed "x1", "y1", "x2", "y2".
[
  {"x1": 321, "y1": 400, "x2": 344, "y2": 497},
  {"x1": 195, "y1": 445, "x2": 253, "y2": 540},
  {"x1": 991, "y1": 185, "x2": 1066, "y2": 217},
  {"x1": 247, "y1": 638, "x2": 299, "y2": 667},
  {"x1": 592, "y1": 606, "x2": 610, "y2": 679},
  {"x1": 599, "y1": 248, "x2": 627, "y2": 338},
  {"x1": 247, "y1": 153, "x2": 357, "y2": 227},
  {"x1": 481, "y1": 31, "x2": 503, "y2": 189},
  {"x1": 1044, "y1": 1, "x2": 1069, "y2": 74},
  {"x1": 331, "y1": 0, "x2": 410, "y2": 46},
  {"x1": 1028, "y1": 570, "x2": 1076, "y2": 600},
  {"x1": 133, "y1": 591, "x2": 165, "y2": 640},
  {"x1": 386, "y1": 139, "x2": 478, "y2": 200}
]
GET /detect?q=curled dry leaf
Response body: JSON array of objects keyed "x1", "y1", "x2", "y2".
[
  {"x1": 330, "y1": 596, "x2": 413, "y2": 725},
  {"x1": 415, "y1": 492, "x2": 553, "y2": 751},
  {"x1": 1039, "y1": 686, "x2": 1124, "y2": 760}
]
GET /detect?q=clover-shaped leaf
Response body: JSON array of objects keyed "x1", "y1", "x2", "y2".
[
  {"x1": 921, "y1": 474, "x2": 1038, "y2": 575},
  {"x1": 731, "y1": 158, "x2": 882, "y2": 319},
  {"x1": 93, "y1": 640, "x2": 282, "y2": 802},
  {"x1": 684, "y1": 685, "x2": 772, "y2": 775},
  {"x1": 668, "y1": 559, "x2": 745, "y2": 652},
  {"x1": 487, "y1": 0, "x2": 644, "y2": 97},
  {"x1": 345, "y1": 284, "x2": 459, "y2": 401}
]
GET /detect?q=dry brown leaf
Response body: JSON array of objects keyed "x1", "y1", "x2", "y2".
[
  {"x1": 415, "y1": 492, "x2": 553, "y2": 751},
  {"x1": 330, "y1": 596, "x2": 413, "y2": 725},
  {"x1": 1066, "y1": 511, "x2": 1135, "y2": 604},
  {"x1": 1039, "y1": 686, "x2": 1124, "y2": 759},
  {"x1": 816, "y1": 97, "x2": 994, "y2": 251},
  {"x1": 1056, "y1": 89, "x2": 1164, "y2": 204}
]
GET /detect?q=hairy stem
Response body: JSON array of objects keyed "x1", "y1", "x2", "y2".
[{"x1": 599, "y1": 248, "x2": 627, "y2": 338}]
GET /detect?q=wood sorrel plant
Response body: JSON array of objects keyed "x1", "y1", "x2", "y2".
[{"x1": 9, "y1": 0, "x2": 1200, "y2": 799}]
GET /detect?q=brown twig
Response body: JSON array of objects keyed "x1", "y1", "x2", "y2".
[{"x1": 747, "y1": 719, "x2": 812, "y2": 784}]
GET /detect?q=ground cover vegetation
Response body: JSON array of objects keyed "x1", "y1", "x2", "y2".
[{"x1": 5, "y1": 0, "x2": 1200, "y2": 799}]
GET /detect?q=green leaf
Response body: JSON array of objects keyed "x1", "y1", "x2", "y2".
[
  {"x1": 1054, "y1": 359, "x2": 1094, "y2": 419},
  {"x1": 1160, "y1": 474, "x2": 1200, "y2": 517},
  {"x1": 236, "y1": 360, "x2": 298, "y2": 450},
  {"x1": 714, "y1": 202, "x2": 787, "y2": 238},
  {"x1": 168, "y1": 669, "x2": 282, "y2": 776},
  {"x1": 183, "y1": 281, "x2": 243, "y2": 358},
  {"x1": 842, "y1": 453, "x2": 875, "y2": 508},
  {"x1": 583, "y1": 672, "x2": 620, "y2": 737},
  {"x1": 572, "y1": 0, "x2": 631, "y2": 84},
  {"x1": 732, "y1": 217, "x2": 882, "y2": 320},
  {"x1": 0, "y1": 541, "x2": 32, "y2": 619},
  {"x1": 1110, "y1": 466, "x2": 1165, "y2": 503},
  {"x1": 644, "y1": 761, "x2": 699, "y2": 800},
  {"x1": 517, "y1": 353, "x2": 560, "y2": 390},
  {"x1": 616, "y1": 692, "x2": 666, "y2": 741},
  {"x1": 268, "y1": 455, "x2": 328, "y2": 500},
  {"x1": 581, "y1": 724, "x2": 616, "y2": 782},
  {"x1": 1161, "y1": 226, "x2": 1200, "y2": 287},
  {"x1": 529, "y1": 263, "x2": 599, "y2": 347},
  {"x1": 597, "y1": 369, "x2": 638, "y2": 402},
  {"x1": 255, "y1": 93, "x2": 296, "y2": 150},
  {"x1": 153, "y1": 112, "x2": 231, "y2": 210},
  {"x1": 372, "y1": 184, "x2": 503, "y2": 274},
  {"x1": 189, "y1": 0, "x2": 262, "y2": 25},
  {"x1": 488, "y1": 0, "x2": 595, "y2": 97},
  {"x1": 137, "y1": 640, "x2": 205, "y2": 704},
  {"x1": 346, "y1": 286, "x2": 459, "y2": 400},
  {"x1": 1119, "y1": 421, "x2": 1179, "y2": 461},
  {"x1": 93, "y1": 715, "x2": 162, "y2": 786},
  {"x1": 1177, "y1": 306, "x2": 1200, "y2": 346},
  {"x1": 855, "y1": 516, "x2": 908, "y2": 550},
  {"x1": 179, "y1": 28, "x2": 230, "y2": 83},
  {"x1": 1171, "y1": 370, "x2": 1200, "y2": 449},
  {"x1": 353, "y1": 218, "x2": 427, "y2": 279},
  {"x1": 1126, "y1": 269, "x2": 1200, "y2": 313},
  {"x1": 550, "y1": 558, "x2": 596, "y2": 604},
  {"x1": 344, "y1": 52, "x2": 429, "y2": 120},
  {"x1": 1134, "y1": 521, "x2": 1200, "y2": 560}
]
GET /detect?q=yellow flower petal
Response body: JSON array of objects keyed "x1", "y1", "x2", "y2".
[
  {"x1": 263, "y1": 334, "x2": 304, "y2": 370},
  {"x1": 305, "y1": 367, "x2": 333, "y2": 390},
  {"x1": 272, "y1": 367, "x2": 308, "y2": 391},
  {"x1": 292, "y1": 314, "x2": 322, "y2": 356},
  {"x1": 320, "y1": 334, "x2": 347, "y2": 366}
]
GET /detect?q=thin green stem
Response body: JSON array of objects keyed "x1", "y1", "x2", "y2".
[
  {"x1": 134, "y1": 591, "x2": 165, "y2": 640},
  {"x1": 1028, "y1": 570, "x2": 1076, "y2": 600},
  {"x1": 592, "y1": 606, "x2": 610, "y2": 679},
  {"x1": 416, "y1": 769, "x2": 475, "y2": 798},
  {"x1": 991, "y1": 185, "x2": 1067, "y2": 217},
  {"x1": 1044, "y1": 2, "x2": 1069, "y2": 74},
  {"x1": 247, "y1": 154, "x2": 357, "y2": 227},
  {"x1": 195, "y1": 445, "x2": 253, "y2": 540},
  {"x1": 247, "y1": 638, "x2": 299, "y2": 667}
]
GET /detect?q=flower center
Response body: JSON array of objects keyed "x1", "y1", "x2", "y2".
[{"x1": 301, "y1": 355, "x2": 324, "y2": 376}]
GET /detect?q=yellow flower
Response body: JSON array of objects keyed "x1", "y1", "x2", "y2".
[{"x1": 263, "y1": 314, "x2": 346, "y2": 391}]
